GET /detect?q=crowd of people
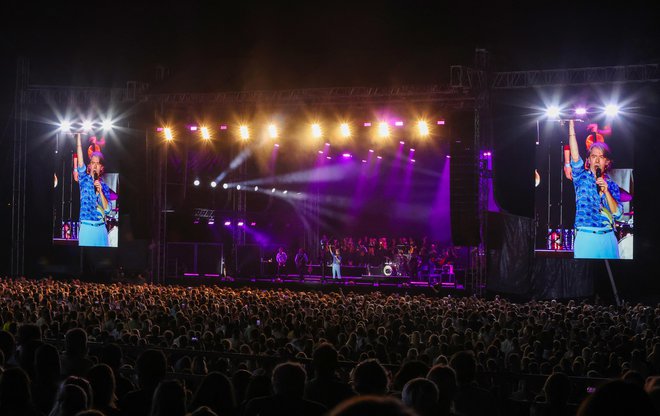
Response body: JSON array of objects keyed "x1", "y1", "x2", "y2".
[{"x1": 1, "y1": 276, "x2": 660, "y2": 415}]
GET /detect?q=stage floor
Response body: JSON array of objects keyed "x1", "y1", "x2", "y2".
[{"x1": 163, "y1": 273, "x2": 467, "y2": 296}]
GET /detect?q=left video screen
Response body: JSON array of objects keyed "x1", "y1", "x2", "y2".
[{"x1": 53, "y1": 134, "x2": 119, "y2": 247}]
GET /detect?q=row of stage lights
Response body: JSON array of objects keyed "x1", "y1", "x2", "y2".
[
  {"x1": 194, "y1": 218, "x2": 255, "y2": 227},
  {"x1": 157, "y1": 119, "x2": 444, "y2": 142},
  {"x1": 58, "y1": 119, "x2": 116, "y2": 132},
  {"x1": 193, "y1": 181, "x2": 301, "y2": 196},
  {"x1": 544, "y1": 104, "x2": 620, "y2": 119}
]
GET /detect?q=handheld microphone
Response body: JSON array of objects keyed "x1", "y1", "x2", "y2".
[
  {"x1": 93, "y1": 172, "x2": 99, "y2": 194},
  {"x1": 595, "y1": 167, "x2": 602, "y2": 194}
]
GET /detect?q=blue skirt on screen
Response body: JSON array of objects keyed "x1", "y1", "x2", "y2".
[
  {"x1": 79, "y1": 220, "x2": 109, "y2": 247},
  {"x1": 574, "y1": 226, "x2": 619, "y2": 259}
]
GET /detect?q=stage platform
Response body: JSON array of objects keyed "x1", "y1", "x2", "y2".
[{"x1": 163, "y1": 273, "x2": 467, "y2": 297}]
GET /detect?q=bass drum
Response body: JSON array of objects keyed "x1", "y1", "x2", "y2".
[
  {"x1": 618, "y1": 233, "x2": 633, "y2": 260},
  {"x1": 383, "y1": 265, "x2": 394, "y2": 276}
]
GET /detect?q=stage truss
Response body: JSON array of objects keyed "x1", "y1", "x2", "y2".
[{"x1": 12, "y1": 56, "x2": 659, "y2": 292}]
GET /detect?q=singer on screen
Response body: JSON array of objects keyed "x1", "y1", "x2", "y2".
[
  {"x1": 567, "y1": 120, "x2": 623, "y2": 259},
  {"x1": 76, "y1": 133, "x2": 111, "y2": 247}
]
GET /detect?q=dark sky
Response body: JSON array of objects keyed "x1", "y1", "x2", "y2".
[{"x1": 2, "y1": 1, "x2": 658, "y2": 91}]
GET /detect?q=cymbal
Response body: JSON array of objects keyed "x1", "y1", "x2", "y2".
[{"x1": 619, "y1": 188, "x2": 632, "y2": 202}]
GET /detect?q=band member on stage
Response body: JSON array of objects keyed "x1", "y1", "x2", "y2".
[
  {"x1": 76, "y1": 133, "x2": 111, "y2": 247},
  {"x1": 294, "y1": 248, "x2": 309, "y2": 281},
  {"x1": 567, "y1": 120, "x2": 622, "y2": 259},
  {"x1": 330, "y1": 247, "x2": 342, "y2": 281},
  {"x1": 276, "y1": 247, "x2": 288, "y2": 279}
]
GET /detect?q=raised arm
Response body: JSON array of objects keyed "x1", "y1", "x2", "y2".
[
  {"x1": 76, "y1": 133, "x2": 85, "y2": 168},
  {"x1": 568, "y1": 120, "x2": 580, "y2": 163}
]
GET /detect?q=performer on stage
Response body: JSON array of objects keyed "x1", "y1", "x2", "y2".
[
  {"x1": 294, "y1": 248, "x2": 309, "y2": 281},
  {"x1": 331, "y1": 246, "x2": 342, "y2": 281},
  {"x1": 76, "y1": 133, "x2": 111, "y2": 247},
  {"x1": 275, "y1": 247, "x2": 288, "y2": 279},
  {"x1": 567, "y1": 120, "x2": 622, "y2": 259}
]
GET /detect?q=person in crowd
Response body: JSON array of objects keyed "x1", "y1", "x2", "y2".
[
  {"x1": 120, "y1": 349, "x2": 167, "y2": 416},
  {"x1": 189, "y1": 371, "x2": 236, "y2": 416},
  {"x1": 243, "y1": 362, "x2": 326, "y2": 416},
  {"x1": 450, "y1": 351, "x2": 499, "y2": 416},
  {"x1": 149, "y1": 379, "x2": 188, "y2": 416},
  {"x1": 305, "y1": 342, "x2": 354, "y2": 409},
  {"x1": 401, "y1": 377, "x2": 440, "y2": 416}
]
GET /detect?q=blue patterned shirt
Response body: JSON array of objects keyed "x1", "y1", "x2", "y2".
[
  {"x1": 78, "y1": 166, "x2": 111, "y2": 222},
  {"x1": 571, "y1": 157, "x2": 623, "y2": 228}
]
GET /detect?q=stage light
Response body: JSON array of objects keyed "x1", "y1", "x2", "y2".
[
  {"x1": 377, "y1": 155, "x2": 383, "y2": 159},
  {"x1": 400, "y1": 141, "x2": 405, "y2": 145},
  {"x1": 362, "y1": 159, "x2": 367, "y2": 163},
  {"x1": 237, "y1": 221, "x2": 244, "y2": 227},
  {"x1": 200, "y1": 126, "x2": 211, "y2": 140},
  {"x1": 82, "y1": 120, "x2": 94, "y2": 132},
  {"x1": 190, "y1": 126, "x2": 198, "y2": 131},
  {"x1": 193, "y1": 179, "x2": 200, "y2": 186},
  {"x1": 274, "y1": 143, "x2": 280, "y2": 147},
  {"x1": 326, "y1": 156, "x2": 332, "y2": 160},
  {"x1": 271, "y1": 188, "x2": 276, "y2": 192},
  {"x1": 546, "y1": 106, "x2": 561, "y2": 119},
  {"x1": 377, "y1": 122, "x2": 390, "y2": 138},
  {"x1": 250, "y1": 222, "x2": 256, "y2": 226},
  {"x1": 236, "y1": 185, "x2": 241, "y2": 190},
  {"x1": 437, "y1": 120, "x2": 445, "y2": 125},
  {"x1": 224, "y1": 221, "x2": 231, "y2": 226},
  {"x1": 363, "y1": 122, "x2": 372, "y2": 127},
  {"x1": 342, "y1": 153, "x2": 352, "y2": 158},
  {"x1": 101, "y1": 119, "x2": 114, "y2": 131},
  {"x1": 368, "y1": 149, "x2": 374, "y2": 153},
  {"x1": 604, "y1": 104, "x2": 619, "y2": 117},
  {"x1": 575, "y1": 107, "x2": 587, "y2": 116},
  {"x1": 254, "y1": 186, "x2": 259, "y2": 191},
  {"x1": 410, "y1": 148, "x2": 415, "y2": 152},
  {"x1": 283, "y1": 190, "x2": 288, "y2": 194},
  {"x1": 340, "y1": 123, "x2": 351, "y2": 138},
  {"x1": 60, "y1": 120, "x2": 72, "y2": 131},
  {"x1": 268, "y1": 124, "x2": 278, "y2": 139},
  {"x1": 210, "y1": 181, "x2": 217, "y2": 188},
  {"x1": 222, "y1": 183, "x2": 228, "y2": 189},
  {"x1": 164, "y1": 127, "x2": 174, "y2": 141},
  {"x1": 318, "y1": 150, "x2": 324, "y2": 154},
  {"x1": 311, "y1": 123, "x2": 322, "y2": 138},
  {"x1": 239, "y1": 125, "x2": 250, "y2": 140},
  {"x1": 417, "y1": 120, "x2": 430, "y2": 136},
  {"x1": 411, "y1": 159, "x2": 416, "y2": 163},
  {"x1": 208, "y1": 218, "x2": 215, "y2": 225},
  {"x1": 395, "y1": 121, "x2": 404, "y2": 127},
  {"x1": 220, "y1": 124, "x2": 228, "y2": 130}
]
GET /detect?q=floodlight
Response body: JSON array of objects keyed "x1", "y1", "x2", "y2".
[
  {"x1": 311, "y1": 123, "x2": 322, "y2": 138},
  {"x1": 340, "y1": 123, "x2": 351, "y2": 138},
  {"x1": 200, "y1": 126, "x2": 211, "y2": 140}
]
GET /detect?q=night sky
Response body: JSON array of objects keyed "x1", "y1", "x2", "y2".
[{"x1": 2, "y1": 1, "x2": 658, "y2": 90}]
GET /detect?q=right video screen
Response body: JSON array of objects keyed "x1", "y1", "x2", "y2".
[{"x1": 534, "y1": 114, "x2": 634, "y2": 260}]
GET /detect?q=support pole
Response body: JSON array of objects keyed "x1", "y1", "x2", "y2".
[{"x1": 604, "y1": 260, "x2": 621, "y2": 306}]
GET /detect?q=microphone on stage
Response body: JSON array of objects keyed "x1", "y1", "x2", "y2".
[
  {"x1": 93, "y1": 172, "x2": 99, "y2": 194},
  {"x1": 595, "y1": 167, "x2": 602, "y2": 194}
]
